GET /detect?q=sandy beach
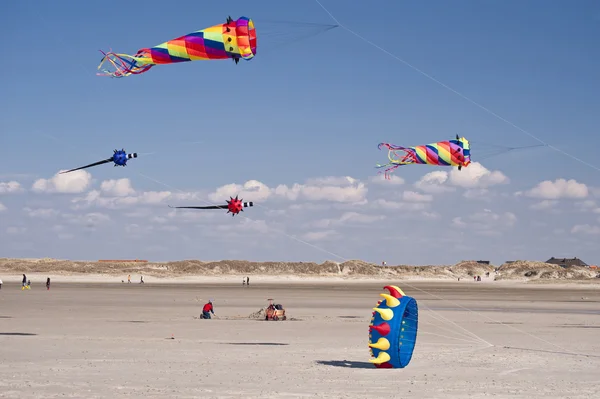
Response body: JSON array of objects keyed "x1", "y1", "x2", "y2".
[{"x1": 1, "y1": 276, "x2": 599, "y2": 399}]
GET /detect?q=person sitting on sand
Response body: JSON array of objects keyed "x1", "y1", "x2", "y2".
[{"x1": 201, "y1": 299, "x2": 215, "y2": 319}]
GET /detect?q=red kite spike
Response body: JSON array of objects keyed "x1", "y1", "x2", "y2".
[
  {"x1": 383, "y1": 285, "x2": 404, "y2": 299},
  {"x1": 369, "y1": 322, "x2": 391, "y2": 336}
]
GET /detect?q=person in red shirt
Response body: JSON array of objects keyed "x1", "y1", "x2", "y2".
[{"x1": 201, "y1": 299, "x2": 215, "y2": 319}]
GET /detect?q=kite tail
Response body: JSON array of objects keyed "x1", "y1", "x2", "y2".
[
  {"x1": 96, "y1": 50, "x2": 155, "y2": 78},
  {"x1": 375, "y1": 162, "x2": 401, "y2": 180}
]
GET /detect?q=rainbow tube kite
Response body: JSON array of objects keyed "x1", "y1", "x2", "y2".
[
  {"x1": 368, "y1": 285, "x2": 418, "y2": 369},
  {"x1": 377, "y1": 135, "x2": 471, "y2": 179},
  {"x1": 97, "y1": 16, "x2": 257, "y2": 78}
]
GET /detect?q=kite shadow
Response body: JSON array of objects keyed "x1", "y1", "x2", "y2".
[
  {"x1": 222, "y1": 342, "x2": 289, "y2": 346},
  {"x1": 316, "y1": 360, "x2": 374, "y2": 369},
  {"x1": 0, "y1": 332, "x2": 37, "y2": 336}
]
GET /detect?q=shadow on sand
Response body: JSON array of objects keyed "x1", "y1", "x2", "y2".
[
  {"x1": 0, "y1": 332, "x2": 37, "y2": 336},
  {"x1": 222, "y1": 342, "x2": 289, "y2": 346},
  {"x1": 316, "y1": 360, "x2": 374, "y2": 369}
]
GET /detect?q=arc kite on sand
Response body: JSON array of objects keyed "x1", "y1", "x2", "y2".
[
  {"x1": 369, "y1": 285, "x2": 418, "y2": 369},
  {"x1": 168, "y1": 195, "x2": 254, "y2": 216},
  {"x1": 59, "y1": 149, "x2": 137, "y2": 174}
]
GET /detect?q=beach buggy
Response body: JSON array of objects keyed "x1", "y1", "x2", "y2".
[{"x1": 265, "y1": 299, "x2": 286, "y2": 321}]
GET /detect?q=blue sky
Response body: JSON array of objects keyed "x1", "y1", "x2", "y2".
[{"x1": 1, "y1": 0, "x2": 599, "y2": 265}]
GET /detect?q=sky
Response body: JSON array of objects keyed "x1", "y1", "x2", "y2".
[{"x1": 1, "y1": 0, "x2": 599, "y2": 265}]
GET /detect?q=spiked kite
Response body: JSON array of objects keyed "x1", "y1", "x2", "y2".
[
  {"x1": 369, "y1": 285, "x2": 418, "y2": 369},
  {"x1": 168, "y1": 196, "x2": 253, "y2": 217},
  {"x1": 97, "y1": 16, "x2": 257, "y2": 78},
  {"x1": 377, "y1": 135, "x2": 471, "y2": 179},
  {"x1": 59, "y1": 149, "x2": 137, "y2": 174}
]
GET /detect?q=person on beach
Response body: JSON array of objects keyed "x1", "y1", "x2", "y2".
[
  {"x1": 0, "y1": 277, "x2": 3, "y2": 290},
  {"x1": 140, "y1": 276, "x2": 144, "y2": 284},
  {"x1": 201, "y1": 299, "x2": 215, "y2": 319},
  {"x1": 243, "y1": 277, "x2": 246, "y2": 286},
  {"x1": 22, "y1": 274, "x2": 27, "y2": 287},
  {"x1": 128, "y1": 275, "x2": 131, "y2": 284},
  {"x1": 246, "y1": 276, "x2": 249, "y2": 286},
  {"x1": 46, "y1": 277, "x2": 50, "y2": 290}
]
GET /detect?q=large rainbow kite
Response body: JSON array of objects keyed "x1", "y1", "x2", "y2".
[
  {"x1": 376, "y1": 135, "x2": 471, "y2": 178},
  {"x1": 97, "y1": 16, "x2": 257, "y2": 78}
]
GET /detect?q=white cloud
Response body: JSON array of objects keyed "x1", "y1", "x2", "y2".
[
  {"x1": 448, "y1": 162, "x2": 509, "y2": 188},
  {"x1": 0, "y1": 202, "x2": 6, "y2": 212},
  {"x1": 338, "y1": 212, "x2": 384, "y2": 224},
  {"x1": 402, "y1": 190, "x2": 433, "y2": 202},
  {"x1": 453, "y1": 209, "x2": 517, "y2": 231},
  {"x1": 301, "y1": 230, "x2": 339, "y2": 241},
  {"x1": 209, "y1": 177, "x2": 368, "y2": 204},
  {"x1": 414, "y1": 171, "x2": 454, "y2": 194},
  {"x1": 571, "y1": 224, "x2": 600, "y2": 235},
  {"x1": 32, "y1": 170, "x2": 92, "y2": 194},
  {"x1": 209, "y1": 179, "x2": 271, "y2": 202},
  {"x1": 530, "y1": 200, "x2": 558, "y2": 211},
  {"x1": 6, "y1": 226, "x2": 27, "y2": 235},
  {"x1": 0, "y1": 181, "x2": 23, "y2": 194},
  {"x1": 413, "y1": 162, "x2": 507, "y2": 194},
  {"x1": 371, "y1": 199, "x2": 427, "y2": 211},
  {"x1": 100, "y1": 178, "x2": 136, "y2": 197},
  {"x1": 525, "y1": 178, "x2": 588, "y2": 199},
  {"x1": 71, "y1": 187, "x2": 188, "y2": 210},
  {"x1": 63, "y1": 212, "x2": 111, "y2": 227},
  {"x1": 368, "y1": 174, "x2": 405, "y2": 185},
  {"x1": 23, "y1": 207, "x2": 60, "y2": 219},
  {"x1": 463, "y1": 188, "x2": 491, "y2": 200},
  {"x1": 575, "y1": 200, "x2": 597, "y2": 210}
]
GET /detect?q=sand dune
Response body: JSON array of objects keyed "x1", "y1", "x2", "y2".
[{"x1": 1, "y1": 258, "x2": 598, "y2": 283}]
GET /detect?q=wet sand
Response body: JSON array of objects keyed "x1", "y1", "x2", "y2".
[{"x1": 1, "y1": 280, "x2": 599, "y2": 398}]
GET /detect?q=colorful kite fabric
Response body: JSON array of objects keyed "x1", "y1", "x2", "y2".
[
  {"x1": 97, "y1": 16, "x2": 257, "y2": 78},
  {"x1": 376, "y1": 135, "x2": 471, "y2": 178},
  {"x1": 369, "y1": 285, "x2": 418, "y2": 369}
]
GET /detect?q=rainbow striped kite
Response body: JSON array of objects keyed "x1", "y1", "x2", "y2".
[
  {"x1": 376, "y1": 135, "x2": 471, "y2": 178},
  {"x1": 97, "y1": 16, "x2": 257, "y2": 78}
]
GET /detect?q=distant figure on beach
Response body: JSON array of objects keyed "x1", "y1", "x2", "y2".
[
  {"x1": 201, "y1": 299, "x2": 215, "y2": 319},
  {"x1": 140, "y1": 276, "x2": 144, "y2": 284},
  {"x1": 0, "y1": 277, "x2": 3, "y2": 290},
  {"x1": 22, "y1": 274, "x2": 27, "y2": 287},
  {"x1": 246, "y1": 276, "x2": 249, "y2": 286},
  {"x1": 128, "y1": 275, "x2": 131, "y2": 284},
  {"x1": 243, "y1": 277, "x2": 246, "y2": 285},
  {"x1": 46, "y1": 277, "x2": 50, "y2": 290}
]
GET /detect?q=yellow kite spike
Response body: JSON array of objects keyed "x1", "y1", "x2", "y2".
[
  {"x1": 368, "y1": 337, "x2": 390, "y2": 351},
  {"x1": 372, "y1": 307, "x2": 393, "y2": 321},
  {"x1": 379, "y1": 293, "x2": 400, "y2": 308},
  {"x1": 369, "y1": 351, "x2": 391, "y2": 364}
]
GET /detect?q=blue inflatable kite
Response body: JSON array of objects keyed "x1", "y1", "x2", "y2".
[{"x1": 368, "y1": 285, "x2": 418, "y2": 368}]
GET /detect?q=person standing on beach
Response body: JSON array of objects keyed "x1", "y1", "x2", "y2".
[
  {"x1": 46, "y1": 277, "x2": 50, "y2": 290},
  {"x1": 128, "y1": 275, "x2": 131, "y2": 284},
  {"x1": 246, "y1": 276, "x2": 249, "y2": 286},
  {"x1": 22, "y1": 274, "x2": 27, "y2": 288}
]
